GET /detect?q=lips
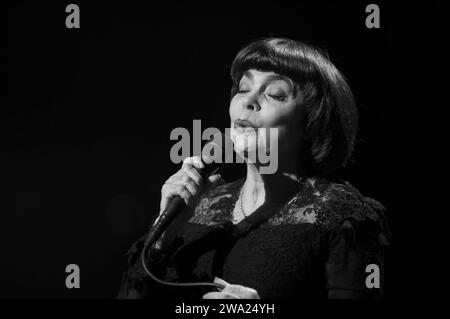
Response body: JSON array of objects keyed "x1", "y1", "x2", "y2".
[{"x1": 234, "y1": 119, "x2": 258, "y2": 130}]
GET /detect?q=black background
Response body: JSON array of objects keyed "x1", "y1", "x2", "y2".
[{"x1": 4, "y1": 2, "x2": 448, "y2": 300}]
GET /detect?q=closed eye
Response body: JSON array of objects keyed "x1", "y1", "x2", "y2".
[{"x1": 268, "y1": 94, "x2": 287, "y2": 102}]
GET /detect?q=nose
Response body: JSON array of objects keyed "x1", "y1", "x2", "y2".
[{"x1": 243, "y1": 93, "x2": 261, "y2": 112}]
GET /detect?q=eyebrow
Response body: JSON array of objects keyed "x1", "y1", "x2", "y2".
[
  {"x1": 241, "y1": 71, "x2": 292, "y2": 86},
  {"x1": 266, "y1": 74, "x2": 292, "y2": 84}
]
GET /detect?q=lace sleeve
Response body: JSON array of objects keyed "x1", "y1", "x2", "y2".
[
  {"x1": 321, "y1": 182, "x2": 390, "y2": 299},
  {"x1": 325, "y1": 217, "x2": 387, "y2": 299}
]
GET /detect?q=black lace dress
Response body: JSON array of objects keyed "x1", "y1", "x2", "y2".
[{"x1": 117, "y1": 177, "x2": 390, "y2": 299}]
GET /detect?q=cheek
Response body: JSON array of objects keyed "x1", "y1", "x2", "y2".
[
  {"x1": 266, "y1": 109, "x2": 303, "y2": 149},
  {"x1": 260, "y1": 107, "x2": 292, "y2": 130},
  {"x1": 229, "y1": 97, "x2": 240, "y2": 121}
]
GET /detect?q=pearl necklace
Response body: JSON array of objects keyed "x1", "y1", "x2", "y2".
[
  {"x1": 237, "y1": 176, "x2": 306, "y2": 219},
  {"x1": 237, "y1": 185, "x2": 249, "y2": 219}
]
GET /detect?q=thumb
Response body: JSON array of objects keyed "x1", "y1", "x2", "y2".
[
  {"x1": 214, "y1": 276, "x2": 230, "y2": 288},
  {"x1": 207, "y1": 173, "x2": 225, "y2": 186}
]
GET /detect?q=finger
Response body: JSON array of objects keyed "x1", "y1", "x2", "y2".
[
  {"x1": 173, "y1": 185, "x2": 193, "y2": 207},
  {"x1": 183, "y1": 156, "x2": 204, "y2": 170},
  {"x1": 159, "y1": 185, "x2": 172, "y2": 213},
  {"x1": 160, "y1": 181, "x2": 177, "y2": 212},
  {"x1": 174, "y1": 174, "x2": 200, "y2": 200},
  {"x1": 213, "y1": 277, "x2": 230, "y2": 287},
  {"x1": 160, "y1": 185, "x2": 192, "y2": 211},
  {"x1": 207, "y1": 174, "x2": 224, "y2": 186},
  {"x1": 202, "y1": 292, "x2": 240, "y2": 299},
  {"x1": 203, "y1": 174, "x2": 224, "y2": 194},
  {"x1": 222, "y1": 285, "x2": 260, "y2": 299},
  {"x1": 201, "y1": 153, "x2": 215, "y2": 166},
  {"x1": 181, "y1": 165, "x2": 204, "y2": 189}
]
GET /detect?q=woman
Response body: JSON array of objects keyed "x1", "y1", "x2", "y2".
[{"x1": 117, "y1": 38, "x2": 390, "y2": 299}]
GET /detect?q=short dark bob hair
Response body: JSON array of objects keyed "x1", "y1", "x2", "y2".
[{"x1": 230, "y1": 38, "x2": 358, "y2": 177}]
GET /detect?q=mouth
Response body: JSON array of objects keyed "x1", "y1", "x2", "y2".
[{"x1": 234, "y1": 119, "x2": 258, "y2": 131}]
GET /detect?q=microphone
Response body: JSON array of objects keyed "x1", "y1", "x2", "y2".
[
  {"x1": 140, "y1": 131, "x2": 230, "y2": 291},
  {"x1": 144, "y1": 132, "x2": 227, "y2": 247}
]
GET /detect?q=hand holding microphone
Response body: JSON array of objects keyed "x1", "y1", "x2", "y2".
[
  {"x1": 145, "y1": 132, "x2": 228, "y2": 248},
  {"x1": 141, "y1": 132, "x2": 229, "y2": 291},
  {"x1": 152, "y1": 156, "x2": 224, "y2": 251},
  {"x1": 159, "y1": 156, "x2": 223, "y2": 221}
]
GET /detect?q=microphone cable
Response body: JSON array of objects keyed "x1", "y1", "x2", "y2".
[{"x1": 140, "y1": 232, "x2": 225, "y2": 290}]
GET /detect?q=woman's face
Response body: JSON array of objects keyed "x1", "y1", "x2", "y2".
[{"x1": 229, "y1": 69, "x2": 305, "y2": 171}]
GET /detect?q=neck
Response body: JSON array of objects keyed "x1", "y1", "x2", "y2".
[{"x1": 243, "y1": 156, "x2": 305, "y2": 210}]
